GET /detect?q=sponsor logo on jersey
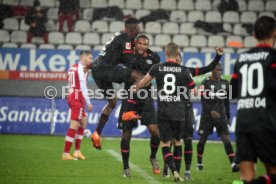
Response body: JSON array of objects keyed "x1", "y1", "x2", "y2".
[
  {"x1": 125, "y1": 42, "x2": 131, "y2": 49},
  {"x1": 146, "y1": 59, "x2": 152, "y2": 65}
]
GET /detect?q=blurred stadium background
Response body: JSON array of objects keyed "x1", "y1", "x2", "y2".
[{"x1": 0, "y1": 0, "x2": 272, "y2": 183}]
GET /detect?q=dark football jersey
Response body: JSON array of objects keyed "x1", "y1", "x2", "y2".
[
  {"x1": 183, "y1": 54, "x2": 222, "y2": 104},
  {"x1": 124, "y1": 49, "x2": 160, "y2": 91},
  {"x1": 200, "y1": 77, "x2": 230, "y2": 121},
  {"x1": 148, "y1": 60, "x2": 195, "y2": 121},
  {"x1": 129, "y1": 49, "x2": 160, "y2": 75},
  {"x1": 93, "y1": 31, "x2": 134, "y2": 67},
  {"x1": 230, "y1": 44, "x2": 276, "y2": 133}
]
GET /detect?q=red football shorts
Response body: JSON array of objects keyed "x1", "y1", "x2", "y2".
[{"x1": 68, "y1": 99, "x2": 86, "y2": 121}]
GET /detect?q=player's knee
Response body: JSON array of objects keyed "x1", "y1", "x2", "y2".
[
  {"x1": 150, "y1": 135, "x2": 160, "y2": 145},
  {"x1": 121, "y1": 138, "x2": 130, "y2": 149},
  {"x1": 108, "y1": 101, "x2": 116, "y2": 109}
]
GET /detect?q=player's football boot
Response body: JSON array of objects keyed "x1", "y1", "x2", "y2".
[
  {"x1": 173, "y1": 171, "x2": 184, "y2": 182},
  {"x1": 122, "y1": 111, "x2": 142, "y2": 121},
  {"x1": 123, "y1": 168, "x2": 131, "y2": 177},
  {"x1": 91, "y1": 131, "x2": 101, "y2": 150},
  {"x1": 184, "y1": 171, "x2": 192, "y2": 180},
  {"x1": 231, "y1": 163, "x2": 240, "y2": 172},
  {"x1": 73, "y1": 151, "x2": 86, "y2": 160},
  {"x1": 196, "y1": 164, "x2": 203, "y2": 171},
  {"x1": 162, "y1": 164, "x2": 170, "y2": 178},
  {"x1": 149, "y1": 158, "x2": 160, "y2": 174},
  {"x1": 61, "y1": 154, "x2": 75, "y2": 160}
]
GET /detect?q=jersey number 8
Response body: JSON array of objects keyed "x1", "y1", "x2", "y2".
[{"x1": 163, "y1": 74, "x2": 176, "y2": 94}]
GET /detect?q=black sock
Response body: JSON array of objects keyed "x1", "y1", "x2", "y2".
[
  {"x1": 184, "y1": 138, "x2": 193, "y2": 171},
  {"x1": 244, "y1": 174, "x2": 276, "y2": 184},
  {"x1": 96, "y1": 114, "x2": 109, "y2": 135},
  {"x1": 121, "y1": 139, "x2": 130, "y2": 169},
  {"x1": 223, "y1": 141, "x2": 235, "y2": 164},
  {"x1": 197, "y1": 141, "x2": 205, "y2": 164},
  {"x1": 162, "y1": 146, "x2": 176, "y2": 173},
  {"x1": 173, "y1": 145, "x2": 182, "y2": 173},
  {"x1": 150, "y1": 136, "x2": 160, "y2": 159}
]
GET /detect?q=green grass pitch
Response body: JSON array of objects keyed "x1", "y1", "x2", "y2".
[{"x1": 0, "y1": 135, "x2": 265, "y2": 184}]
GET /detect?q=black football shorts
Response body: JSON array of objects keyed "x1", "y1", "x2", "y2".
[{"x1": 236, "y1": 131, "x2": 276, "y2": 166}]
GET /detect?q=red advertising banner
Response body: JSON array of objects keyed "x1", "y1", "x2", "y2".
[{"x1": 0, "y1": 71, "x2": 67, "y2": 80}]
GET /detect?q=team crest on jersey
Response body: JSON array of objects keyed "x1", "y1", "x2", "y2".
[
  {"x1": 146, "y1": 59, "x2": 152, "y2": 64},
  {"x1": 125, "y1": 42, "x2": 131, "y2": 49},
  {"x1": 221, "y1": 84, "x2": 226, "y2": 89}
]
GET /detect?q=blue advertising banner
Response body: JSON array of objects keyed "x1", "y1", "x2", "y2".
[
  {"x1": 0, "y1": 48, "x2": 238, "y2": 75},
  {"x1": 0, "y1": 97, "x2": 237, "y2": 141}
]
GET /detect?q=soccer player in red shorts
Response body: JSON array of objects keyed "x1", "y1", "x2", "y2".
[{"x1": 61, "y1": 51, "x2": 93, "y2": 160}]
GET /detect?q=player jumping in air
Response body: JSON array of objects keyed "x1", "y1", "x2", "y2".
[{"x1": 89, "y1": 18, "x2": 143, "y2": 150}]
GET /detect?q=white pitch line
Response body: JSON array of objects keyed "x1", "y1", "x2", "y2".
[{"x1": 106, "y1": 149, "x2": 162, "y2": 184}]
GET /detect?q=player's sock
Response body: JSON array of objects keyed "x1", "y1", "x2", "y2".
[
  {"x1": 121, "y1": 139, "x2": 130, "y2": 169},
  {"x1": 184, "y1": 138, "x2": 193, "y2": 172},
  {"x1": 244, "y1": 175, "x2": 272, "y2": 184},
  {"x1": 173, "y1": 145, "x2": 182, "y2": 173},
  {"x1": 150, "y1": 135, "x2": 160, "y2": 159},
  {"x1": 95, "y1": 114, "x2": 109, "y2": 135},
  {"x1": 64, "y1": 128, "x2": 76, "y2": 153},
  {"x1": 162, "y1": 146, "x2": 176, "y2": 173},
  {"x1": 75, "y1": 127, "x2": 84, "y2": 151},
  {"x1": 197, "y1": 141, "x2": 205, "y2": 165},
  {"x1": 223, "y1": 141, "x2": 235, "y2": 164}
]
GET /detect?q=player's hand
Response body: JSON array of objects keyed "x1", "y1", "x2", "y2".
[
  {"x1": 211, "y1": 110, "x2": 221, "y2": 120},
  {"x1": 87, "y1": 103, "x2": 93, "y2": 112},
  {"x1": 215, "y1": 48, "x2": 223, "y2": 56},
  {"x1": 227, "y1": 118, "x2": 230, "y2": 126}
]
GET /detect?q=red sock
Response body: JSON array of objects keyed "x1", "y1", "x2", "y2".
[
  {"x1": 64, "y1": 128, "x2": 76, "y2": 153},
  {"x1": 75, "y1": 127, "x2": 84, "y2": 151}
]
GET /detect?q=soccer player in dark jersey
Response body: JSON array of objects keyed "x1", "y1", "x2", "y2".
[
  {"x1": 230, "y1": 16, "x2": 276, "y2": 184},
  {"x1": 117, "y1": 35, "x2": 161, "y2": 177},
  {"x1": 89, "y1": 18, "x2": 143, "y2": 149},
  {"x1": 162, "y1": 48, "x2": 224, "y2": 180},
  {"x1": 196, "y1": 63, "x2": 239, "y2": 172},
  {"x1": 136, "y1": 42, "x2": 195, "y2": 182}
]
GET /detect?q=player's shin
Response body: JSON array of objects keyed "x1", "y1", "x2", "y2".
[
  {"x1": 121, "y1": 139, "x2": 130, "y2": 169},
  {"x1": 150, "y1": 135, "x2": 160, "y2": 159},
  {"x1": 184, "y1": 138, "x2": 193, "y2": 172},
  {"x1": 173, "y1": 145, "x2": 182, "y2": 173},
  {"x1": 162, "y1": 146, "x2": 177, "y2": 173}
]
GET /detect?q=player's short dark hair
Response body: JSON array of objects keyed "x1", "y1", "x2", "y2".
[
  {"x1": 254, "y1": 16, "x2": 276, "y2": 40},
  {"x1": 135, "y1": 34, "x2": 149, "y2": 41},
  {"x1": 80, "y1": 50, "x2": 92, "y2": 56},
  {"x1": 125, "y1": 17, "x2": 140, "y2": 27},
  {"x1": 165, "y1": 42, "x2": 179, "y2": 57}
]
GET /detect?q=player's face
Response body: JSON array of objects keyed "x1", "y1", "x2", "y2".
[
  {"x1": 135, "y1": 38, "x2": 149, "y2": 55},
  {"x1": 212, "y1": 64, "x2": 222, "y2": 79},
  {"x1": 129, "y1": 24, "x2": 141, "y2": 39},
  {"x1": 85, "y1": 54, "x2": 93, "y2": 66}
]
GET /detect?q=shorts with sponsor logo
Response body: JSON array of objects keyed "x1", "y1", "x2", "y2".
[
  {"x1": 236, "y1": 131, "x2": 276, "y2": 165},
  {"x1": 158, "y1": 119, "x2": 182, "y2": 142},
  {"x1": 68, "y1": 98, "x2": 86, "y2": 121}
]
